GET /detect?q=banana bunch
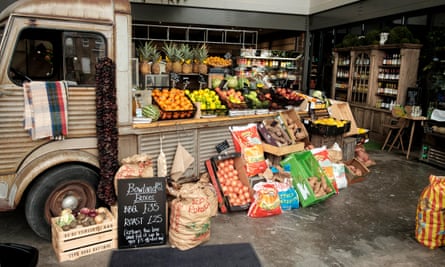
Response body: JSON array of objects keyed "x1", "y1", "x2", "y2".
[{"x1": 313, "y1": 117, "x2": 348, "y2": 128}]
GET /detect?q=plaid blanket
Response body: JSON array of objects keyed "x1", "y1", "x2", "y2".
[{"x1": 23, "y1": 81, "x2": 68, "y2": 140}]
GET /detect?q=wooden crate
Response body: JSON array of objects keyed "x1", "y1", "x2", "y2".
[
  {"x1": 51, "y1": 208, "x2": 117, "y2": 262},
  {"x1": 262, "y1": 142, "x2": 305, "y2": 156}
]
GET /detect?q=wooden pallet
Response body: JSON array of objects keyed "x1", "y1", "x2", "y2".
[{"x1": 51, "y1": 208, "x2": 117, "y2": 262}]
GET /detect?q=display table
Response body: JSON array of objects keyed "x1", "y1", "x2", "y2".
[{"x1": 390, "y1": 115, "x2": 428, "y2": 160}]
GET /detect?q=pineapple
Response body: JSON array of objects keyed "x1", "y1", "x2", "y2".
[
  {"x1": 194, "y1": 44, "x2": 208, "y2": 74},
  {"x1": 151, "y1": 51, "x2": 161, "y2": 74},
  {"x1": 180, "y1": 44, "x2": 193, "y2": 74},
  {"x1": 137, "y1": 41, "x2": 157, "y2": 74},
  {"x1": 162, "y1": 42, "x2": 182, "y2": 73}
]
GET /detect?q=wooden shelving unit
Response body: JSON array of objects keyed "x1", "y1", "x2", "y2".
[{"x1": 330, "y1": 43, "x2": 422, "y2": 141}]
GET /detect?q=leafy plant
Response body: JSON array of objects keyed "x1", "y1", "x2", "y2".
[
  {"x1": 387, "y1": 26, "x2": 419, "y2": 44},
  {"x1": 137, "y1": 41, "x2": 157, "y2": 62}
]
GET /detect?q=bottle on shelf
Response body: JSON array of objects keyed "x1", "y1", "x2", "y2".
[{"x1": 133, "y1": 93, "x2": 143, "y2": 118}]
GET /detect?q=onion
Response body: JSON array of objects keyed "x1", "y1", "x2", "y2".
[
  {"x1": 88, "y1": 209, "x2": 97, "y2": 217},
  {"x1": 79, "y1": 207, "x2": 90, "y2": 215},
  {"x1": 94, "y1": 214, "x2": 104, "y2": 224}
]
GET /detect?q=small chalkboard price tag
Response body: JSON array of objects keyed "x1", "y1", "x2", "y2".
[{"x1": 117, "y1": 177, "x2": 167, "y2": 249}]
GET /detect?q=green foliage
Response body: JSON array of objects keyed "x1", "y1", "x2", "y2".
[
  {"x1": 137, "y1": 41, "x2": 157, "y2": 62},
  {"x1": 386, "y1": 26, "x2": 419, "y2": 44},
  {"x1": 364, "y1": 29, "x2": 381, "y2": 45}
]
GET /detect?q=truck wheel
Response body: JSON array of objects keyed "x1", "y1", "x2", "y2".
[{"x1": 25, "y1": 164, "x2": 99, "y2": 240}]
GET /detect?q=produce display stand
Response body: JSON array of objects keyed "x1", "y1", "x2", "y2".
[{"x1": 51, "y1": 208, "x2": 117, "y2": 262}]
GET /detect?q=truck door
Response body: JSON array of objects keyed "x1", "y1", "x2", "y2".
[{"x1": 1, "y1": 26, "x2": 108, "y2": 240}]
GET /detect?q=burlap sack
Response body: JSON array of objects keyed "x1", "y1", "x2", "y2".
[
  {"x1": 169, "y1": 181, "x2": 217, "y2": 250},
  {"x1": 114, "y1": 153, "x2": 154, "y2": 194}
]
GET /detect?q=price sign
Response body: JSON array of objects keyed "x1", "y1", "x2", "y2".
[{"x1": 117, "y1": 177, "x2": 166, "y2": 249}]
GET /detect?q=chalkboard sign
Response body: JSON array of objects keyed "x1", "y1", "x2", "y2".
[{"x1": 117, "y1": 177, "x2": 167, "y2": 249}]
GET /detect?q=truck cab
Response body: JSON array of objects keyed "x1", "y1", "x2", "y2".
[{"x1": 0, "y1": 0, "x2": 132, "y2": 240}]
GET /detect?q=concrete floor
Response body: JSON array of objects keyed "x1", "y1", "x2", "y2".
[{"x1": 1, "y1": 148, "x2": 445, "y2": 267}]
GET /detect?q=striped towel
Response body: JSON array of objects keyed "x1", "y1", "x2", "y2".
[{"x1": 23, "y1": 81, "x2": 68, "y2": 140}]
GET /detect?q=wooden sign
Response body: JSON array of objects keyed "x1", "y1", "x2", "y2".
[{"x1": 117, "y1": 177, "x2": 167, "y2": 249}]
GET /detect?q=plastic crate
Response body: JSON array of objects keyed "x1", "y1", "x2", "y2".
[
  {"x1": 51, "y1": 208, "x2": 117, "y2": 262},
  {"x1": 280, "y1": 151, "x2": 335, "y2": 207}
]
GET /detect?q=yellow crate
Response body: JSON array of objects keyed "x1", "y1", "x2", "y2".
[{"x1": 51, "y1": 208, "x2": 117, "y2": 262}]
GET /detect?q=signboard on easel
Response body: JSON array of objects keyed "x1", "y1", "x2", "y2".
[{"x1": 117, "y1": 177, "x2": 167, "y2": 249}]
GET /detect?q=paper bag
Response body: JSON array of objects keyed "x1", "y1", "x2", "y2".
[{"x1": 171, "y1": 143, "x2": 194, "y2": 181}]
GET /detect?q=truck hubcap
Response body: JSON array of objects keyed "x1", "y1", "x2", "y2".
[{"x1": 45, "y1": 181, "x2": 96, "y2": 223}]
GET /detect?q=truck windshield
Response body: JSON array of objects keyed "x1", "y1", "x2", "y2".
[{"x1": 9, "y1": 28, "x2": 106, "y2": 86}]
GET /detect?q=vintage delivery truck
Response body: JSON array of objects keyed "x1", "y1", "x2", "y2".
[{"x1": 0, "y1": 0, "x2": 275, "y2": 240}]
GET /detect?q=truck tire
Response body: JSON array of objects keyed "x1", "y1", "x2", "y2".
[{"x1": 25, "y1": 164, "x2": 99, "y2": 240}]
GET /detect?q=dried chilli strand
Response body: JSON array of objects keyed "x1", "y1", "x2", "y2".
[{"x1": 95, "y1": 57, "x2": 119, "y2": 206}]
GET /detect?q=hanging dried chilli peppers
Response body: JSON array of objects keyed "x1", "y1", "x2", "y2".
[{"x1": 95, "y1": 57, "x2": 119, "y2": 206}]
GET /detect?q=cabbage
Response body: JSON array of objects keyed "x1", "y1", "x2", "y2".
[
  {"x1": 227, "y1": 76, "x2": 238, "y2": 88},
  {"x1": 212, "y1": 78, "x2": 222, "y2": 89}
]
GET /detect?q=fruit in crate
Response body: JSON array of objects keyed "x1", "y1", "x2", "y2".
[
  {"x1": 313, "y1": 117, "x2": 347, "y2": 127},
  {"x1": 244, "y1": 90, "x2": 270, "y2": 109},
  {"x1": 214, "y1": 87, "x2": 244, "y2": 104},
  {"x1": 152, "y1": 88, "x2": 194, "y2": 111},
  {"x1": 216, "y1": 158, "x2": 251, "y2": 207},
  {"x1": 206, "y1": 56, "x2": 232, "y2": 67},
  {"x1": 185, "y1": 88, "x2": 226, "y2": 110},
  {"x1": 275, "y1": 87, "x2": 305, "y2": 101}
]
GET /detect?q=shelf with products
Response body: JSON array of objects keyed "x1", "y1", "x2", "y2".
[
  {"x1": 331, "y1": 49, "x2": 351, "y2": 100},
  {"x1": 372, "y1": 44, "x2": 421, "y2": 110},
  {"x1": 350, "y1": 51, "x2": 371, "y2": 104},
  {"x1": 331, "y1": 44, "x2": 422, "y2": 142},
  {"x1": 236, "y1": 51, "x2": 303, "y2": 90},
  {"x1": 331, "y1": 44, "x2": 421, "y2": 109}
]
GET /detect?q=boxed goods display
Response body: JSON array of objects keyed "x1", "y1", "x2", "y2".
[
  {"x1": 279, "y1": 109, "x2": 309, "y2": 143},
  {"x1": 151, "y1": 88, "x2": 196, "y2": 120},
  {"x1": 309, "y1": 117, "x2": 351, "y2": 136},
  {"x1": 344, "y1": 158, "x2": 370, "y2": 184},
  {"x1": 184, "y1": 88, "x2": 228, "y2": 117},
  {"x1": 280, "y1": 151, "x2": 335, "y2": 207},
  {"x1": 205, "y1": 152, "x2": 253, "y2": 213},
  {"x1": 257, "y1": 114, "x2": 306, "y2": 159},
  {"x1": 51, "y1": 208, "x2": 117, "y2": 262}
]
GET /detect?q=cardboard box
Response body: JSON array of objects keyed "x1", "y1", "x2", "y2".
[
  {"x1": 262, "y1": 142, "x2": 305, "y2": 156},
  {"x1": 279, "y1": 109, "x2": 309, "y2": 143},
  {"x1": 51, "y1": 208, "x2": 117, "y2": 262},
  {"x1": 344, "y1": 158, "x2": 370, "y2": 184}
]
